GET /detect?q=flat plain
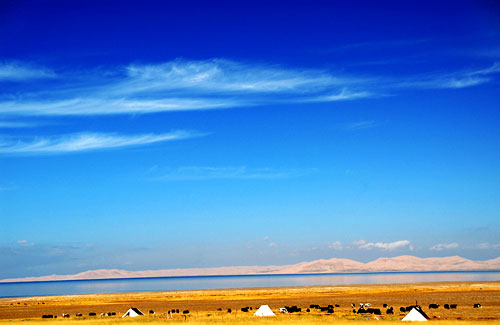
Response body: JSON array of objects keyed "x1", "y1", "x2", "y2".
[{"x1": 1, "y1": 281, "x2": 499, "y2": 323}]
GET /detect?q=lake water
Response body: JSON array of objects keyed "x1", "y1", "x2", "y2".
[{"x1": 1, "y1": 271, "x2": 499, "y2": 298}]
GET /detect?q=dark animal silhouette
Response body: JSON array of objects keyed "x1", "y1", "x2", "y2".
[
  {"x1": 474, "y1": 304, "x2": 482, "y2": 308},
  {"x1": 429, "y1": 304, "x2": 439, "y2": 309}
]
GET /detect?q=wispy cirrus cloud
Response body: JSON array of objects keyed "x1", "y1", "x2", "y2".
[
  {"x1": 1, "y1": 59, "x2": 498, "y2": 118},
  {"x1": 343, "y1": 120, "x2": 378, "y2": 131},
  {"x1": 0, "y1": 59, "x2": 371, "y2": 116},
  {"x1": 16, "y1": 240, "x2": 34, "y2": 247},
  {"x1": 0, "y1": 120, "x2": 39, "y2": 128},
  {"x1": 396, "y1": 62, "x2": 500, "y2": 89},
  {"x1": 0, "y1": 61, "x2": 56, "y2": 81},
  {"x1": 146, "y1": 166, "x2": 311, "y2": 181},
  {"x1": 0, "y1": 130, "x2": 201, "y2": 155},
  {"x1": 353, "y1": 239, "x2": 413, "y2": 251},
  {"x1": 430, "y1": 242, "x2": 459, "y2": 251},
  {"x1": 477, "y1": 243, "x2": 500, "y2": 250}
]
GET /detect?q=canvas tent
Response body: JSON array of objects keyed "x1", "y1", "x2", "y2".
[
  {"x1": 254, "y1": 305, "x2": 275, "y2": 317},
  {"x1": 122, "y1": 307, "x2": 144, "y2": 318},
  {"x1": 402, "y1": 307, "x2": 429, "y2": 322}
]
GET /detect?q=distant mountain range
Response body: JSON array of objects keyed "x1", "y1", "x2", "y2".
[{"x1": 2, "y1": 255, "x2": 499, "y2": 283}]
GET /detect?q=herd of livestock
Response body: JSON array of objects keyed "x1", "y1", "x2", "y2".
[{"x1": 40, "y1": 302, "x2": 483, "y2": 319}]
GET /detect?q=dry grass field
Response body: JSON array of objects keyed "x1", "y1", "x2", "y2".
[{"x1": 1, "y1": 281, "x2": 499, "y2": 323}]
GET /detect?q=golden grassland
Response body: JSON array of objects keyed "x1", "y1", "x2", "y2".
[{"x1": 1, "y1": 281, "x2": 499, "y2": 323}]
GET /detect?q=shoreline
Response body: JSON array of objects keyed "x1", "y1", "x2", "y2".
[
  {"x1": 2, "y1": 280, "x2": 500, "y2": 300},
  {"x1": 1, "y1": 281, "x2": 499, "y2": 321},
  {"x1": 2, "y1": 269, "x2": 500, "y2": 285}
]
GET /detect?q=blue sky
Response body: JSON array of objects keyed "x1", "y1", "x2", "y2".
[{"x1": 1, "y1": 0, "x2": 500, "y2": 279}]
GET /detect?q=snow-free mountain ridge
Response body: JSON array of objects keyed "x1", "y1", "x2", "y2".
[{"x1": 2, "y1": 255, "x2": 499, "y2": 283}]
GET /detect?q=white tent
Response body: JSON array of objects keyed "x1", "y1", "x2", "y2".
[
  {"x1": 402, "y1": 307, "x2": 429, "y2": 322},
  {"x1": 254, "y1": 305, "x2": 275, "y2": 317},
  {"x1": 122, "y1": 307, "x2": 144, "y2": 318}
]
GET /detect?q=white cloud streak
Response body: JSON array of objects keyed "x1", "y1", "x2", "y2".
[
  {"x1": 344, "y1": 120, "x2": 378, "y2": 130},
  {"x1": 353, "y1": 239, "x2": 412, "y2": 251},
  {"x1": 0, "y1": 59, "x2": 369, "y2": 116},
  {"x1": 16, "y1": 240, "x2": 34, "y2": 247},
  {"x1": 0, "y1": 131, "x2": 201, "y2": 154},
  {"x1": 430, "y1": 243, "x2": 459, "y2": 251},
  {"x1": 477, "y1": 243, "x2": 500, "y2": 250},
  {"x1": 396, "y1": 62, "x2": 500, "y2": 89},
  {"x1": 328, "y1": 241, "x2": 343, "y2": 250},
  {"x1": 0, "y1": 59, "x2": 498, "y2": 118},
  {"x1": 0, "y1": 120, "x2": 39, "y2": 128},
  {"x1": 0, "y1": 61, "x2": 56, "y2": 81},
  {"x1": 147, "y1": 166, "x2": 310, "y2": 181}
]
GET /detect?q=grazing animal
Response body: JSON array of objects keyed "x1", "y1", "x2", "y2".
[
  {"x1": 405, "y1": 305, "x2": 417, "y2": 312},
  {"x1": 176, "y1": 309, "x2": 180, "y2": 313},
  {"x1": 41, "y1": 315, "x2": 53, "y2": 319},
  {"x1": 100, "y1": 313, "x2": 106, "y2": 317},
  {"x1": 429, "y1": 304, "x2": 439, "y2": 309},
  {"x1": 182, "y1": 310, "x2": 189, "y2": 314},
  {"x1": 285, "y1": 306, "x2": 301, "y2": 313},
  {"x1": 474, "y1": 304, "x2": 482, "y2": 308},
  {"x1": 327, "y1": 308, "x2": 334, "y2": 313},
  {"x1": 89, "y1": 312, "x2": 96, "y2": 316},
  {"x1": 386, "y1": 308, "x2": 394, "y2": 315},
  {"x1": 383, "y1": 304, "x2": 388, "y2": 308},
  {"x1": 241, "y1": 307, "x2": 249, "y2": 312},
  {"x1": 227, "y1": 309, "x2": 232, "y2": 313},
  {"x1": 62, "y1": 313, "x2": 70, "y2": 318},
  {"x1": 450, "y1": 304, "x2": 457, "y2": 309},
  {"x1": 366, "y1": 308, "x2": 381, "y2": 315},
  {"x1": 149, "y1": 310, "x2": 155, "y2": 315},
  {"x1": 444, "y1": 304, "x2": 450, "y2": 309},
  {"x1": 76, "y1": 313, "x2": 82, "y2": 317},
  {"x1": 306, "y1": 308, "x2": 310, "y2": 312},
  {"x1": 279, "y1": 308, "x2": 288, "y2": 314},
  {"x1": 351, "y1": 303, "x2": 356, "y2": 308},
  {"x1": 400, "y1": 307, "x2": 406, "y2": 313},
  {"x1": 357, "y1": 307, "x2": 369, "y2": 314},
  {"x1": 352, "y1": 309, "x2": 356, "y2": 313},
  {"x1": 335, "y1": 304, "x2": 340, "y2": 307}
]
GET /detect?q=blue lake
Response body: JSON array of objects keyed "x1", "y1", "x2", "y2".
[{"x1": 1, "y1": 271, "x2": 499, "y2": 298}]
